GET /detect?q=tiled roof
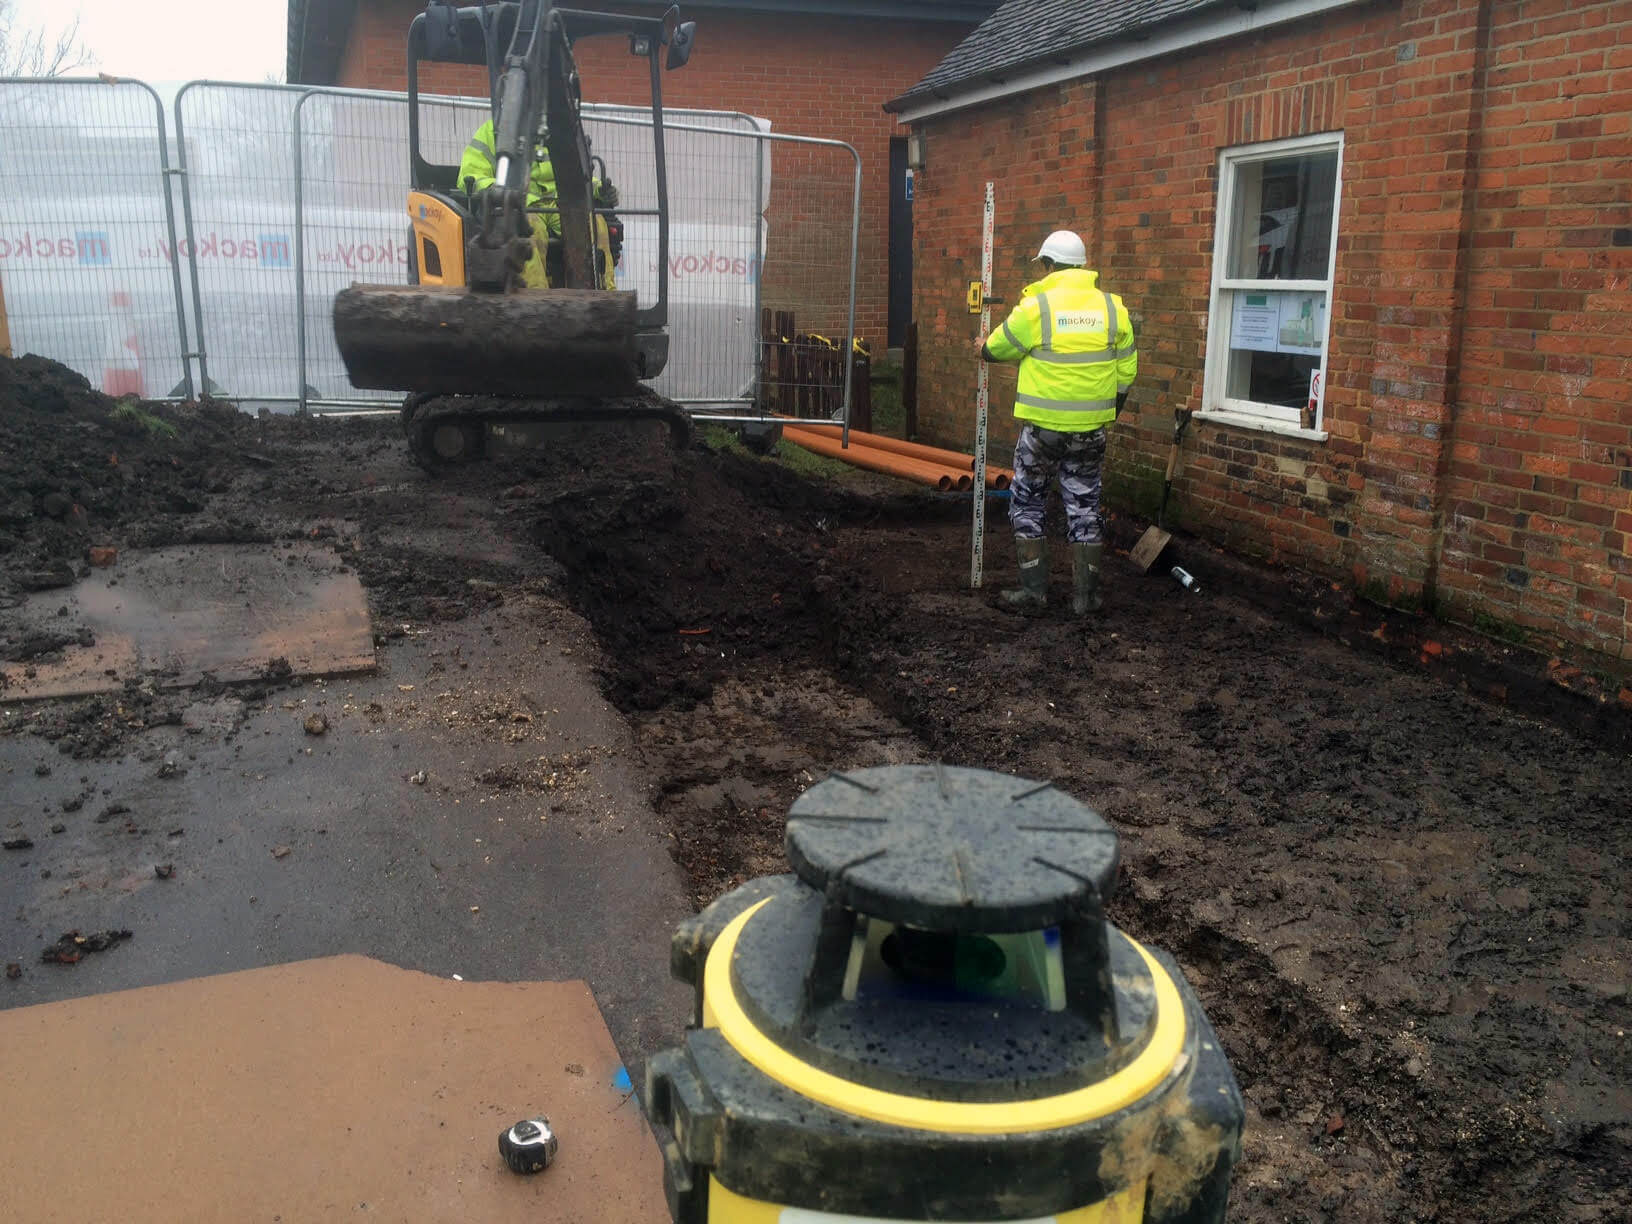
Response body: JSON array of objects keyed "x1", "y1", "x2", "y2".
[
  {"x1": 888, "y1": 0, "x2": 1233, "y2": 111},
  {"x1": 287, "y1": 0, "x2": 358, "y2": 86}
]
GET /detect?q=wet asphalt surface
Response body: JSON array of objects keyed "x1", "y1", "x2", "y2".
[{"x1": 0, "y1": 599, "x2": 694, "y2": 1075}]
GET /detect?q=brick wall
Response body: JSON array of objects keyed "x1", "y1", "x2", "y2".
[
  {"x1": 334, "y1": 0, "x2": 976, "y2": 348},
  {"x1": 907, "y1": 0, "x2": 1631, "y2": 669},
  {"x1": 1435, "y1": 0, "x2": 1632, "y2": 660}
]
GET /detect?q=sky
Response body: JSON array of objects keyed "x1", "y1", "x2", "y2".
[{"x1": 9, "y1": 0, "x2": 288, "y2": 83}]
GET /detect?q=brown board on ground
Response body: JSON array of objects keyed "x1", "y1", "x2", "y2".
[
  {"x1": 0, "y1": 955, "x2": 669, "y2": 1223},
  {"x1": 0, "y1": 543, "x2": 375, "y2": 699},
  {"x1": 1129, "y1": 525, "x2": 1173, "y2": 573}
]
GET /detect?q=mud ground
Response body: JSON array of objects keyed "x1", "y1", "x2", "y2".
[{"x1": 1, "y1": 357, "x2": 1628, "y2": 1222}]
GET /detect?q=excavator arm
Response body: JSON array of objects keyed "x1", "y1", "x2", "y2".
[
  {"x1": 449, "y1": 0, "x2": 599, "y2": 293},
  {"x1": 427, "y1": 0, "x2": 684, "y2": 295},
  {"x1": 332, "y1": 1, "x2": 697, "y2": 464}
]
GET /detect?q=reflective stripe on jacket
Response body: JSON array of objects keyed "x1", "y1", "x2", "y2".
[
  {"x1": 984, "y1": 267, "x2": 1137, "y2": 432},
  {"x1": 457, "y1": 119, "x2": 560, "y2": 232}
]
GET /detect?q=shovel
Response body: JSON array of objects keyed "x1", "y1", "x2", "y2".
[{"x1": 1131, "y1": 408, "x2": 1194, "y2": 572}]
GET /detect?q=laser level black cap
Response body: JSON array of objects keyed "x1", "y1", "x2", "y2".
[{"x1": 786, "y1": 765, "x2": 1119, "y2": 933}]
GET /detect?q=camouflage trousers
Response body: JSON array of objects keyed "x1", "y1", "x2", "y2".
[{"x1": 1008, "y1": 423, "x2": 1107, "y2": 544}]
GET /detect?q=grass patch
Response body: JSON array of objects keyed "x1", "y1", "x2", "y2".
[
  {"x1": 109, "y1": 401, "x2": 179, "y2": 439},
  {"x1": 867, "y1": 356, "x2": 905, "y2": 437},
  {"x1": 700, "y1": 423, "x2": 861, "y2": 483},
  {"x1": 1357, "y1": 577, "x2": 1427, "y2": 615},
  {"x1": 1472, "y1": 609, "x2": 1530, "y2": 647},
  {"x1": 774, "y1": 436, "x2": 858, "y2": 481}
]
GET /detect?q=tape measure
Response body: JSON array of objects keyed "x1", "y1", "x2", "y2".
[{"x1": 499, "y1": 1117, "x2": 559, "y2": 1174}]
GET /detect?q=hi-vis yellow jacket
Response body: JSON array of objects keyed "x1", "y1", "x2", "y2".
[
  {"x1": 457, "y1": 120, "x2": 616, "y2": 289},
  {"x1": 984, "y1": 267, "x2": 1137, "y2": 432},
  {"x1": 458, "y1": 119, "x2": 560, "y2": 233}
]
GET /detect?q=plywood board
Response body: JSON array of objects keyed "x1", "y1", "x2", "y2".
[
  {"x1": 1, "y1": 542, "x2": 375, "y2": 699},
  {"x1": 0, "y1": 956, "x2": 669, "y2": 1223}
]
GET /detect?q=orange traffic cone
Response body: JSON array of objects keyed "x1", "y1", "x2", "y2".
[{"x1": 101, "y1": 291, "x2": 145, "y2": 398}]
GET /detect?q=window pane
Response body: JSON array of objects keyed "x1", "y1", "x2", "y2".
[
  {"x1": 1224, "y1": 289, "x2": 1326, "y2": 410},
  {"x1": 1227, "y1": 349, "x2": 1321, "y2": 410},
  {"x1": 1228, "y1": 150, "x2": 1338, "y2": 280}
]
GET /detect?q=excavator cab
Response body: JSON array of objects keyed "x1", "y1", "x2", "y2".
[{"x1": 332, "y1": 1, "x2": 697, "y2": 467}]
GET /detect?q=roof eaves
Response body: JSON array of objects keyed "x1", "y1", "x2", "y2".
[
  {"x1": 288, "y1": 0, "x2": 359, "y2": 87},
  {"x1": 885, "y1": 0, "x2": 1223, "y2": 114},
  {"x1": 683, "y1": 0, "x2": 1001, "y2": 19},
  {"x1": 286, "y1": 0, "x2": 304, "y2": 86},
  {"x1": 886, "y1": 0, "x2": 1366, "y2": 119}
]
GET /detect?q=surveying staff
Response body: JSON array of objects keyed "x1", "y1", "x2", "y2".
[{"x1": 976, "y1": 230, "x2": 1136, "y2": 615}]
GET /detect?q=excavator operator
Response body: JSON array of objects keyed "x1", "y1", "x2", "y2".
[{"x1": 458, "y1": 117, "x2": 622, "y2": 290}]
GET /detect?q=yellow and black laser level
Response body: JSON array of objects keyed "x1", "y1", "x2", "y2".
[{"x1": 647, "y1": 764, "x2": 1244, "y2": 1223}]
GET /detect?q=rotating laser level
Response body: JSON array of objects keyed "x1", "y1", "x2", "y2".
[{"x1": 647, "y1": 765, "x2": 1244, "y2": 1223}]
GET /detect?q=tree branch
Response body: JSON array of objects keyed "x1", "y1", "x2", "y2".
[{"x1": 0, "y1": 4, "x2": 95, "y2": 77}]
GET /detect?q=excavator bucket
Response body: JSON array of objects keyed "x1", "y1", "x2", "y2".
[{"x1": 333, "y1": 283, "x2": 642, "y2": 398}]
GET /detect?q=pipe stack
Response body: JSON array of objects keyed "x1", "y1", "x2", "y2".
[{"x1": 779, "y1": 423, "x2": 1012, "y2": 493}]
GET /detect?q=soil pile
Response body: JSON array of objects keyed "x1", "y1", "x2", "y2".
[{"x1": 0, "y1": 356, "x2": 268, "y2": 590}]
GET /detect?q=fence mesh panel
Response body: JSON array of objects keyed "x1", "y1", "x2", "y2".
[
  {"x1": 295, "y1": 90, "x2": 465, "y2": 407},
  {"x1": 300, "y1": 98, "x2": 768, "y2": 410},
  {"x1": 1, "y1": 79, "x2": 855, "y2": 423},
  {"x1": 585, "y1": 110, "x2": 764, "y2": 407},
  {"x1": 174, "y1": 84, "x2": 308, "y2": 405},
  {"x1": 0, "y1": 79, "x2": 188, "y2": 399},
  {"x1": 755, "y1": 139, "x2": 859, "y2": 421}
]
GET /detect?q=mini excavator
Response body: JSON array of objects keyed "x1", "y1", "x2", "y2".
[{"x1": 333, "y1": 1, "x2": 697, "y2": 469}]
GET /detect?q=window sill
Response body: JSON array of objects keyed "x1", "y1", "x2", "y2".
[{"x1": 1195, "y1": 408, "x2": 1328, "y2": 443}]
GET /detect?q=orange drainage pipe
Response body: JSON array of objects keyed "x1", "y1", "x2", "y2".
[
  {"x1": 779, "y1": 421, "x2": 1011, "y2": 490},
  {"x1": 782, "y1": 427, "x2": 973, "y2": 492}
]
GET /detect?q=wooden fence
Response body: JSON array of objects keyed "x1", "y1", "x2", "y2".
[{"x1": 759, "y1": 308, "x2": 871, "y2": 432}]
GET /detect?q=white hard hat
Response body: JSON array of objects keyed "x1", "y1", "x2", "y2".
[{"x1": 1035, "y1": 230, "x2": 1087, "y2": 266}]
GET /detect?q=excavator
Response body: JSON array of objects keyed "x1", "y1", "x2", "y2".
[{"x1": 332, "y1": 0, "x2": 697, "y2": 470}]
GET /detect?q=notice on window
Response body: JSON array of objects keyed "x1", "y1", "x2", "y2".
[
  {"x1": 1230, "y1": 291, "x2": 1325, "y2": 356},
  {"x1": 1230, "y1": 294, "x2": 1279, "y2": 352},
  {"x1": 1277, "y1": 292, "x2": 1325, "y2": 356}
]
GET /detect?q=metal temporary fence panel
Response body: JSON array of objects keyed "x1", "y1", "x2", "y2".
[
  {"x1": 0, "y1": 77, "x2": 190, "y2": 399},
  {"x1": 708, "y1": 129, "x2": 862, "y2": 431},
  {"x1": 580, "y1": 109, "x2": 767, "y2": 409},
  {"x1": 293, "y1": 93, "x2": 768, "y2": 412},
  {"x1": 0, "y1": 76, "x2": 846, "y2": 422},
  {"x1": 173, "y1": 82, "x2": 309, "y2": 407},
  {"x1": 292, "y1": 88, "x2": 465, "y2": 410}
]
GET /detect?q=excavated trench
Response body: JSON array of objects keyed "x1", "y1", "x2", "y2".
[
  {"x1": 525, "y1": 434, "x2": 1630, "y2": 1224},
  {"x1": 1, "y1": 355, "x2": 1624, "y2": 1222}
]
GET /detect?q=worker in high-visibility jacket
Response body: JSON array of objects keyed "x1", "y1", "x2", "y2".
[
  {"x1": 457, "y1": 119, "x2": 620, "y2": 289},
  {"x1": 977, "y1": 230, "x2": 1137, "y2": 615}
]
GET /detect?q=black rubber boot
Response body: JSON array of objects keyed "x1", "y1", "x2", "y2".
[
  {"x1": 1070, "y1": 542, "x2": 1104, "y2": 615},
  {"x1": 1001, "y1": 537, "x2": 1048, "y2": 610}
]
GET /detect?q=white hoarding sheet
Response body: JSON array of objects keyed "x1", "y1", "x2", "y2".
[{"x1": 0, "y1": 81, "x2": 769, "y2": 410}]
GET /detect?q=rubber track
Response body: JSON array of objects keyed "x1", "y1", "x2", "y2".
[{"x1": 403, "y1": 388, "x2": 693, "y2": 470}]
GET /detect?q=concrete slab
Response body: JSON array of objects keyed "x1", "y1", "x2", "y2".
[
  {"x1": 0, "y1": 955, "x2": 668, "y2": 1223},
  {"x1": 1, "y1": 543, "x2": 375, "y2": 700}
]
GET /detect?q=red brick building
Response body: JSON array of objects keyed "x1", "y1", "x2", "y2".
[
  {"x1": 888, "y1": 0, "x2": 1631, "y2": 669},
  {"x1": 287, "y1": 0, "x2": 1000, "y2": 348}
]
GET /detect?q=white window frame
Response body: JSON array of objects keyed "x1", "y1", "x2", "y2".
[{"x1": 1202, "y1": 131, "x2": 1345, "y2": 438}]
